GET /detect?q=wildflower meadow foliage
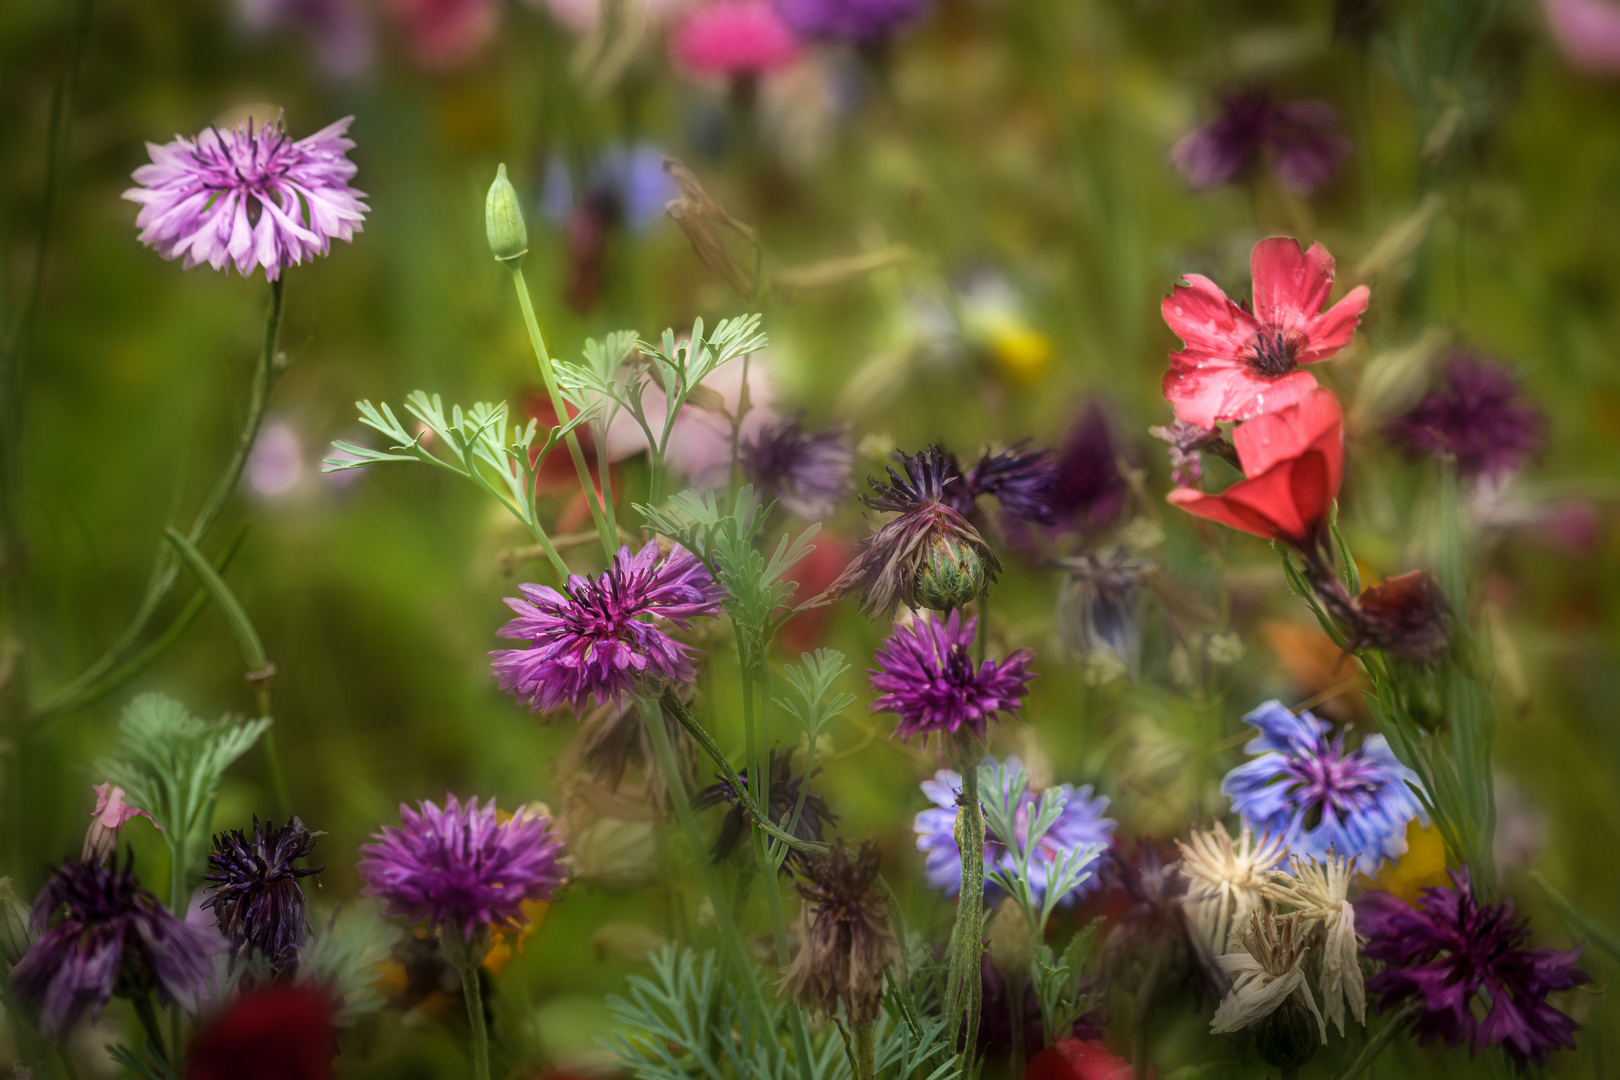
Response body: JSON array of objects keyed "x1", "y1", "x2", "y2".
[{"x1": 4, "y1": 0, "x2": 1618, "y2": 1078}]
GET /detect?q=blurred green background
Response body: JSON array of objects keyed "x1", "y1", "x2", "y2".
[{"x1": 4, "y1": 0, "x2": 1620, "y2": 1074}]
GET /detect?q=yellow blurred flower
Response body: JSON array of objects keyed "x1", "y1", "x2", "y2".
[
  {"x1": 988, "y1": 324, "x2": 1054, "y2": 385},
  {"x1": 1368, "y1": 820, "x2": 1449, "y2": 903},
  {"x1": 484, "y1": 899, "x2": 553, "y2": 977}
]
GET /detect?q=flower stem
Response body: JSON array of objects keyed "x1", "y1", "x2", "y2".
[
  {"x1": 459, "y1": 962, "x2": 492, "y2": 1080},
  {"x1": 852, "y1": 1019, "x2": 876, "y2": 1080},
  {"x1": 945, "y1": 761, "x2": 986, "y2": 1065},
  {"x1": 34, "y1": 277, "x2": 287, "y2": 721},
  {"x1": 132, "y1": 994, "x2": 171, "y2": 1073},
  {"x1": 1330, "y1": 1000, "x2": 1420, "y2": 1080},
  {"x1": 254, "y1": 679, "x2": 292, "y2": 815},
  {"x1": 506, "y1": 265, "x2": 616, "y2": 562}
]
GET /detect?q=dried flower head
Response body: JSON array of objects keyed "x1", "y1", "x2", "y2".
[
  {"x1": 203, "y1": 816, "x2": 324, "y2": 979},
  {"x1": 692, "y1": 746, "x2": 837, "y2": 867},
  {"x1": 1347, "y1": 569, "x2": 1453, "y2": 663},
  {"x1": 740, "y1": 415, "x2": 855, "y2": 521},
  {"x1": 1223, "y1": 700, "x2": 1423, "y2": 867},
  {"x1": 830, "y1": 448, "x2": 1001, "y2": 616},
  {"x1": 1210, "y1": 910, "x2": 1327, "y2": 1068},
  {"x1": 1265, "y1": 853, "x2": 1365, "y2": 1035},
  {"x1": 1055, "y1": 549, "x2": 1148, "y2": 679},
  {"x1": 492, "y1": 542, "x2": 724, "y2": 714},
  {"x1": 11, "y1": 857, "x2": 226, "y2": 1037},
  {"x1": 358, "y1": 796, "x2": 567, "y2": 943},
  {"x1": 123, "y1": 115, "x2": 366, "y2": 281},
  {"x1": 1358, "y1": 869, "x2": 1589, "y2": 1071},
  {"x1": 780, "y1": 841, "x2": 899, "y2": 1025},
  {"x1": 869, "y1": 611, "x2": 1034, "y2": 742},
  {"x1": 1177, "y1": 822, "x2": 1287, "y2": 955},
  {"x1": 1385, "y1": 351, "x2": 1545, "y2": 484}
]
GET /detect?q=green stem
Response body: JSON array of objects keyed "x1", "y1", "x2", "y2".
[
  {"x1": 1330, "y1": 1000, "x2": 1420, "y2": 1080},
  {"x1": 946, "y1": 763, "x2": 985, "y2": 1064},
  {"x1": 254, "y1": 681, "x2": 291, "y2": 815},
  {"x1": 460, "y1": 963, "x2": 492, "y2": 1080},
  {"x1": 34, "y1": 277, "x2": 287, "y2": 721},
  {"x1": 507, "y1": 265, "x2": 616, "y2": 561},
  {"x1": 852, "y1": 1019, "x2": 876, "y2": 1080},
  {"x1": 133, "y1": 994, "x2": 171, "y2": 1073}
]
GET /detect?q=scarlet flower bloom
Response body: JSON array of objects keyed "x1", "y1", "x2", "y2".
[
  {"x1": 187, "y1": 985, "x2": 337, "y2": 1080},
  {"x1": 1161, "y1": 239, "x2": 1369, "y2": 429},
  {"x1": 1167, "y1": 389, "x2": 1344, "y2": 550},
  {"x1": 1026, "y1": 1037, "x2": 1150, "y2": 1080}
]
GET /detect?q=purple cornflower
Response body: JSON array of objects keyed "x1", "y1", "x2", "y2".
[
  {"x1": 358, "y1": 795, "x2": 566, "y2": 942},
  {"x1": 1171, "y1": 89, "x2": 1352, "y2": 195},
  {"x1": 124, "y1": 116, "x2": 367, "y2": 281},
  {"x1": 541, "y1": 144, "x2": 679, "y2": 234},
  {"x1": 1046, "y1": 403, "x2": 1127, "y2": 534},
  {"x1": 1385, "y1": 352, "x2": 1546, "y2": 483},
  {"x1": 914, "y1": 756, "x2": 1114, "y2": 905},
  {"x1": 1223, "y1": 700, "x2": 1423, "y2": 868},
  {"x1": 491, "y1": 542, "x2": 724, "y2": 714},
  {"x1": 1098, "y1": 840, "x2": 1229, "y2": 1003},
  {"x1": 954, "y1": 442, "x2": 1059, "y2": 525},
  {"x1": 829, "y1": 447, "x2": 1001, "y2": 616},
  {"x1": 740, "y1": 415, "x2": 855, "y2": 521},
  {"x1": 777, "y1": 0, "x2": 935, "y2": 43},
  {"x1": 11, "y1": 857, "x2": 226, "y2": 1038},
  {"x1": 869, "y1": 610, "x2": 1034, "y2": 741},
  {"x1": 693, "y1": 745, "x2": 837, "y2": 866},
  {"x1": 1358, "y1": 869, "x2": 1589, "y2": 1071},
  {"x1": 203, "y1": 817, "x2": 323, "y2": 980},
  {"x1": 236, "y1": 0, "x2": 374, "y2": 80}
]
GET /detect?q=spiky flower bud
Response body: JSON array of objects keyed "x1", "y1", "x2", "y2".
[
  {"x1": 1254, "y1": 994, "x2": 1321, "y2": 1070},
  {"x1": 914, "y1": 533, "x2": 987, "y2": 612},
  {"x1": 0, "y1": 877, "x2": 33, "y2": 968},
  {"x1": 485, "y1": 164, "x2": 528, "y2": 264}
]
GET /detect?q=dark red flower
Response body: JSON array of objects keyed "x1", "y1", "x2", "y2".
[
  {"x1": 187, "y1": 985, "x2": 337, "y2": 1080},
  {"x1": 1161, "y1": 239, "x2": 1368, "y2": 429},
  {"x1": 1348, "y1": 569, "x2": 1453, "y2": 662},
  {"x1": 1167, "y1": 388, "x2": 1344, "y2": 550},
  {"x1": 1026, "y1": 1037, "x2": 1149, "y2": 1080}
]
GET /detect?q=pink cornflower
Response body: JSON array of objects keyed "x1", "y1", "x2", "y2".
[
  {"x1": 123, "y1": 116, "x2": 366, "y2": 282},
  {"x1": 671, "y1": 0, "x2": 801, "y2": 78},
  {"x1": 1161, "y1": 238, "x2": 1369, "y2": 429}
]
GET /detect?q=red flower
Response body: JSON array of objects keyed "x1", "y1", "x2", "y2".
[
  {"x1": 1161, "y1": 238, "x2": 1369, "y2": 429},
  {"x1": 1026, "y1": 1038, "x2": 1150, "y2": 1080},
  {"x1": 1166, "y1": 388, "x2": 1344, "y2": 548},
  {"x1": 187, "y1": 985, "x2": 336, "y2": 1080}
]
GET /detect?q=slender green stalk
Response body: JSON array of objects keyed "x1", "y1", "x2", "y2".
[
  {"x1": 133, "y1": 994, "x2": 171, "y2": 1073},
  {"x1": 460, "y1": 964, "x2": 492, "y2": 1080},
  {"x1": 506, "y1": 266, "x2": 616, "y2": 560},
  {"x1": 35, "y1": 277, "x2": 287, "y2": 721},
  {"x1": 254, "y1": 681, "x2": 291, "y2": 815},
  {"x1": 1330, "y1": 1000, "x2": 1419, "y2": 1080},
  {"x1": 852, "y1": 1019, "x2": 876, "y2": 1080},
  {"x1": 946, "y1": 763, "x2": 986, "y2": 1064}
]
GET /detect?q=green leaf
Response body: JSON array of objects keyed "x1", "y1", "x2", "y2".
[{"x1": 163, "y1": 527, "x2": 269, "y2": 675}]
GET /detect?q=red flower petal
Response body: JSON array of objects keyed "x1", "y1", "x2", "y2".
[
  {"x1": 1160, "y1": 274, "x2": 1257, "y2": 360},
  {"x1": 1299, "y1": 283, "x2": 1371, "y2": 364},
  {"x1": 1026, "y1": 1038, "x2": 1146, "y2": 1080},
  {"x1": 1250, "y1": 237, "x2": 1337, "y2": 331},
  {"x1": 187, "y1": 986, "x2": 336, "y2": 1080}
]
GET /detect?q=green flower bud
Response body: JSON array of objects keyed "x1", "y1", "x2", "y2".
[
  {"x1": 987, "y1": 900, "x2": 1037, "y2": 979},
  {"x1": 914, "y1": 533, "x2": 987, "y2": 613},
  {"x1": 0, "y1": 877, "x2": 34, "y2": 968},
  {"x1": 1254, "y1": 995, "x2": 1320, "y2": 1071},
  {"x1": 485, "y1": 163, "x2": 528, "y2": 264}
]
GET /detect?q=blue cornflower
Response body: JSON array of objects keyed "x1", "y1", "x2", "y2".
[
  {"x1": 914, "y1": 756, "x2": 1114, "y2": 907},
  {"x1": 1223, "y1": 700, "x2": 1423, "y2": 868}
]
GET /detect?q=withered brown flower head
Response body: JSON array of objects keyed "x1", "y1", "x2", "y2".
[
  {"x1": 1346, "y1": 569, "x2": 1453, "y2": 663},
  {"x1": 693, "y1": 746, "x2": 837, "y2": 869},
  {"x1": 780, "y1": 840, "x2": 900, "y2": 1025}
]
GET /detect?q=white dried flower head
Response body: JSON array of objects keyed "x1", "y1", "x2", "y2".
[
  {"x1": 1082, "y1": 650, "x2": 1127, "y2": 687},
  {"x1": 1206, "y1": 631, "x2": 1245, "y2": 666},
  {"x1": 1169, "y1": 643, "x2": 1196, "y2": 687},
  {"x1": 1178, "y1": 823, "x2": 1287, "y2": 955},
  {"x1": 1210, "y1": 910, "x2": 1326, "y2": 1045},
  {"x1": 1265, "y1": 853, "x2": 1365, "y2": 1034}
]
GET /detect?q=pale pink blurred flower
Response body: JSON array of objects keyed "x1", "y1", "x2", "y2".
[
  {"x1": 604, "y1": 352, "x2": 778, "y2": 486},
  {"x1": 83, "y1": 784, "x2": 160, "y2": 864},
  {"x1": 236, "y1": 0, "x2": 374, "y2": 79},
  {"x1": 387, "y1": 0, "x2": 498, "y2": 69},
  {"x1": 671, "y1": 0, "x2": 801, "y2": 78},
  {"x1": 1545, "y1": 0, "x2": 1620, "y2": 73},
  {"x1": 247, "y1": 421, "x2": 305, "y2": 498}
]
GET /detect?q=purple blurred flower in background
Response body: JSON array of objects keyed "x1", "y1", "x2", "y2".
[
  {"x1": 1544, "y1": 0, "x2": 1620, "y2": 74},
  {"x1": 247, "y1": 421, "x2": 305, "y2": 498},
  {"x1": 386, "y1": 0, "x2": 498, "y2": 69},
  {"x1": 869, "y1": 610, "x2": 1034, "y2": 741},
  {"x1": 236, "y1": 0, "x2": 373, "y2": 79},
  {"x1": 1358, "y1": 869, "x2": 1589, "y2": 1071},
  {"x1": 203, "y1": 817, "x2": 323, "y2": 980},
  {"x1": 11, "y1": 858, "x2": 226, "y2": 1037},
  {"x1": 1171, "y1": 89, "x2": 1352, "y2": 195},
  {"x1": 124, "y1": 116, "x2": 367, "y2": 281},
  {"x1": 542, "y1": 145, "x2": 680, "y2": 234},
  {"x1": 1385, "y1": 351, "x2": 1546, "y2": 484},
  {"x1": 1223, "y1": 700, "x2": 1423, "y2": 867},
  {"x1": 777, "y1": 0, "x2": 935, "y2": 43},
  {"x1": 492, "y1": 542, "x2": 725, "y2": 714},
  {"x1": 359, "y1": 796, "x2": 566, "y2": 941},
  {"x1": 1047, "y1": 403, "x2": 1128, "y2": 533},
  {"x1": 740, "y1": 415, "x2": 855, "y2": 520},
  {"x1": 953, "y1": 443, "x2": 1058, "y2": 525},
  {"x1": 914, "y1": 756, "x2": 1114, "y2": 905}
]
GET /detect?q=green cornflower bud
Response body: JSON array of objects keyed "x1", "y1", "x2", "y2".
[
  {"x1": 914, "y1": 532, "x2": 987, "y2": 613},
  {"x1": 485, "y1": 163, "x2": 528, "y2": 264},
  {"x1": 1254, "y1": 995, "x2": 1321, "y2": 1071}
]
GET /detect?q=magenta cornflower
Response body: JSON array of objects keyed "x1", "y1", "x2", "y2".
[
  {"x1": 491, "y1": 542, "x2": 724, "y2": 714},
  {"x1": 1385, "y1": 351, "x2": 1546, "y2": 483},
  {"x1": 869, "y1": 611, "x2": 1034, "y2": 741},
  {"x1": 123, "y1": 115, "x2": 367, "y2": 281},
  {"x1": 671, "y1": 0, "x2": 801, "y2": 78},
  {"x1": 358, "y1": 795, "x2": 566, "y2": 941},
  {"x1": 1171, "y1": 89, "x2": 1352, "y2": 196},
  {"x1": 1358, "y1": 869, "x2": 1589, "y2": 1071}
]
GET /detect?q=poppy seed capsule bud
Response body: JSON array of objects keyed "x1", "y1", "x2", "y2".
[
  {"x1": 485, "y1": 164, "x2": 528, "y2": 264},
  {"x1": 1253, "y1": 994, "x2": 1321, "y2": 1071},
  {"x1": 914, "y1": 533, "x2": 987, "y2": 613}
]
